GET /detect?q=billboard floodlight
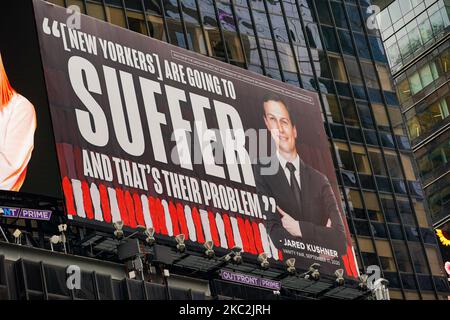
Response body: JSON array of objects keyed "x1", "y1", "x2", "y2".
[
  {"x1": 144, "y1": 227, "x2": 155, "y2": 245},
  {"x1": 258, "y1": 252, "x2": 270, "y2": 269},
  {"x1": 175, "y1": 234, "x2": 186, "y2": 252},
  {"x1": 204, "y1": 240, "x2": 215, "y2": 258},
  {"x1": 113, "y1": 221, "x2": 124, "y2": 239}
]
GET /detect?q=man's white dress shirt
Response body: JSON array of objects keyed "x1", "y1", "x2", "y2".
[{"x1": 276, "y1": 151, "x2": 301, "y2": 190}]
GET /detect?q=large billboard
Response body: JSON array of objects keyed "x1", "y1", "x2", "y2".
[{"x1": 4, "y1": 0, "x2": 358, "y2": 277}]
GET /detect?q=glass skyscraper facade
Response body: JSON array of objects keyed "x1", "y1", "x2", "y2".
[
  {"x1": 42, "y1": 0, "x2": 449, "y2": 299},
  {"x1": 378, "y1": 0, "x2": 449, "y2": 228},
  {"x1": 377, "y1": 0, "x2": 450, "y2": 284}
]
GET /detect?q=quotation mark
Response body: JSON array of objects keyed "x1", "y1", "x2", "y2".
[
  {"x1": 42, "y1": 18, "x2": 61, "y2": 37},
  {"x1": 261, "y1": 195, "x2": 276, "y2": 219}
]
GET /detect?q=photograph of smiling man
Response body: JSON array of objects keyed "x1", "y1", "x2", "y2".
[{"x1": 254, "y1": 93, "x2": 348, "y2": 273}]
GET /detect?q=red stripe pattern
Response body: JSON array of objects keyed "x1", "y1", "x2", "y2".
[{"x1": 65, "y1": 177, "x2": 361, "y2": 265}]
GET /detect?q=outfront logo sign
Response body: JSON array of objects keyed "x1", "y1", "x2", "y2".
[{"x1": 219, "y1": 269, "x2": 281, "y2": 291}]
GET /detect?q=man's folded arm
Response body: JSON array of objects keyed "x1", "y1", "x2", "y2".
[
  {"x1": 254, "y1": 165, "x2": 292, "y2": 248},
  {"x1": 297, "y1": 178, "x2": 347, "y2": 254}
]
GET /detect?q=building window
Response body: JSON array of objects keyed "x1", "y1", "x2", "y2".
[
  {"x1": 325, "y1": 95, "x2": 343, "y2": 124},
  {"x1": 361, "y1": 252, "x2": 378, "y2": 266},
  {"x1": 330, "y1": 1, "x2": 348, "y2": 29},
  {"x1": 385, "y1": 39, "x2": 401, "y2": 69},
  {"x1": 400, "y1": 153, "x2": 418, "y2": 181},
  {"x1": 388, "y1": 106, "x2": 405, "y2": 136},
  {"x1": 105, "y1": 6, "x2": 127, "y2": 28},
  {"x1": 416, "y1": 135, "x2": 450, "y2": 181},
  {"x1": 376, "y1": 64, "x2": 394, "y2": 92},
  {"x1": 357, "y1": 102, "x2": 374, "y2": 129},
  {"x1": 355, "y1": 220, "x2": 372, "y2": 237},
  {"x1": 364, "y1": 191, "x2": 384, "y2": 222},
  {"x1": 406, "y1": 94, "x2": 450, "y2": 140},
  {"x1": 396, "y1": 76, "x2": 411, "y2": 104},
  {"x1": 409, "y1": 242, "x2": 429, "y2": 274},
  {"x1": 347, "y1": 189, "x2": 365, "y2": 219},
  {"x1": 392, "y1": 241, "x2": 413, "y2": 273},
  {"x1": 389, "y1": 224, "x2": 404, "y2": 240},
  {"x1": 316, "y1": 0, "x2": 333, "y2": 25},
  {"x1": 368, "y1": 147, "x2": 387, "y2": 176},
  {"x1": 354, "y1": 33, "x2": 371, "y2": 59},
  {"x1": 396, "y1": 196, "x2": 415, "y2": 226},
  {"x1": 418, "y1": 275, "x2": 434, "y2": 291},
  {"x1": 147, "y1": 15, "x2": 166, "y2": 41},
  {"x1": 381, "y1": 194, "x2": 400, "y2": 223},
  {"x1": 361, "y1": 61, "x2": 380, "y2": 89},
  {"x1": 412, "y1": 199, "x2": 429, "y2": 228},
  {"x1": 216, "y1": 2, "x2": 245, "y2": 65},
  {"x1": 385, "y1": 150, "x2": 403, "y2": 179},
  {"x1": 143, "y1": 0, "x2": 162, "y2": 15},
  {"x1": 376, "y1": 240, "x2": 397, "y2": 272},
  {"x1": 353, "y1": 145, "x2": 371, "y2": 174},
  {"x1": 329, "y1": 54, "x2": 348, "y2": 82},
  {"x1": 341, "y1": 98, "x2": 360, "y2": 127},
  {"x1": 67, "y1": 0, "x2": 85, "y2": 12},
  {"x1": 278, "y1": 42, "x2": 298, "y2": 73},
  {"x1": 86, "y1": 2, "x2": 106, "y2": 21},
  {"x1": 372, "y1": 103, "x2": 390, "y2": 131},
  {"x1": 127, "y1": 10, "x2": 148, "y2": 35},
  {"x1": 425, "y1": 174, "x2": 450, "y2": 220},
  {"x1": 335, "y1": 142, "x2": 355, "y2": 172},
  {"x1": 384, "y1": 274, "x2": 402, "y2": 291},
  {"x1": 344, "y1": 56, "x2": 363, "y2": 85},
  {"x1": 400, "y1": 273, "x2": 418, "y2": 290},
  {"x1": 426, "y1": 246, "x2": 446, "y2": 276},
  {"x1": 235, "y1": 5, "x2": 262, "y2": 67},
  {"x1": 398, "y1": 47, "x2": 449, "y2": 106}
]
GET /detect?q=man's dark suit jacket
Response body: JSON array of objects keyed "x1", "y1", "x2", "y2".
[{"x1": 254, "y1": 155, "x2": 347, "y2": 257}]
